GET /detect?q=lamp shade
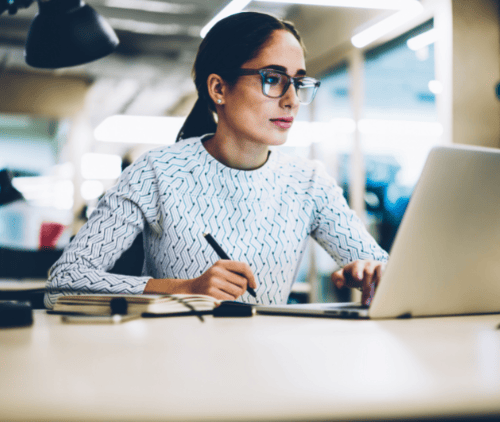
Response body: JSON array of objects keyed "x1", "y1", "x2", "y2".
[{"x1": 24, "y1": 0, "x2": 119, "y2": 68}]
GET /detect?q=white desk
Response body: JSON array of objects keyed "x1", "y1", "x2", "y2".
[{"x1": 1, "y1": 311, "x2": 500, "y2": 421}]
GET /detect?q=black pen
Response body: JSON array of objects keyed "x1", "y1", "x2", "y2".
[{"x1": 203, "y1": 232, "x2": 257, "y2": 298}]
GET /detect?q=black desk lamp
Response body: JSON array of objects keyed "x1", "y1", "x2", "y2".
[
  {"x1": 1, "y1": 0, "x2": 119, "y2": 68},
  {"x1": 0, "y1": 169, "x2": 24, "y2": 206}
]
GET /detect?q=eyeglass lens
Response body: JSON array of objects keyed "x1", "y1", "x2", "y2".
[{"x1": 262, "y1": 71, "x2": 318, "y2": 104}]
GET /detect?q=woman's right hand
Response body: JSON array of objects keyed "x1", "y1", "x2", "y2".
[
  {"x1": 188, "y1": 260, "x2": 257, "y2": 300},
  {"x1": 144, "y1": 260, "x2": 257, "y2": 299}
]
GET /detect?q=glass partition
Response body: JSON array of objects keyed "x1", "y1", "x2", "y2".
[
  {"x1": 361, "y1": 19, "x2": 439, "y2": 252},
  {"x1": 285, "y1": 63, "x2": 354, "y2": 303}
]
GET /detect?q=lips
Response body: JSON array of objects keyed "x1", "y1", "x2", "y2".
[{"x1": 270, "y1": 116, "x2": 294, "y2": 129}]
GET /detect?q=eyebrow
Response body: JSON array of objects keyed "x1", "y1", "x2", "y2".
[{"x1": 261, "y1": 65, "x2": 307, "y2": 76}]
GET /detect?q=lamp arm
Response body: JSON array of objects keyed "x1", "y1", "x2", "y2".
[{"x1": 0, "y1": 0, "x2": 34, "y2": 15}]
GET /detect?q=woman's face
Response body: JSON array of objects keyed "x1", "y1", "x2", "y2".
[{"x1": 219, "y1": 29, "x2": 306, "y2": 147}]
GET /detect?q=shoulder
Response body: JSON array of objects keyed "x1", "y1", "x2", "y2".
[
  {"x1": 140, "y1": 136, "x2": 204, "y2": 162},
  {"x1": 126, "y1": 136, "x2": 206, "y2": 173},
  {"x1": 271, "y1": 148, "x2": 334, "y2": 185},
  {"x1": 269, "y1": 149, "x2": 344, "y2": 206},
  {"x1": 113, "y1": 136, "x2": 207, "y2": 193}
]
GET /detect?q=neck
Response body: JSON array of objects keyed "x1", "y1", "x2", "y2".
[{"x1": 203, "y1": 128, "x2": 270, "y2": 171}]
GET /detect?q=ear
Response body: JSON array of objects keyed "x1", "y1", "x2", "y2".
[{"x1": 207, "y1": 73, "x2": 227, "y2": 105}]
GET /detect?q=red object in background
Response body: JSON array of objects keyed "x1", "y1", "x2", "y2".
[{"x1": 39, "y1": 222, "x2": 66, "y2": 250}]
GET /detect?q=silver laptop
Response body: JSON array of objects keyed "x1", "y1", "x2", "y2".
[{"x1": 256, "y1": 145, "x2": 500, "y2": 319}]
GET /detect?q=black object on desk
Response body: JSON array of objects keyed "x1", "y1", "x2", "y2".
[
  {"x1": 213, "y1": 301, "x2": 255, "y2": 317},
  {"x1": 0, "y1": 301, "x2": 33, "y2": 328}
]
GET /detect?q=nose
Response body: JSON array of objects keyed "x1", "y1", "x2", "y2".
[{"x1": 279, "y1": 81, "x2": 300, "y2": 109}]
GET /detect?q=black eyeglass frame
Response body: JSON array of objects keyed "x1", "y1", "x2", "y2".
[{"x1": 235, "y1": 68, "x2": 321, "y2": 104}]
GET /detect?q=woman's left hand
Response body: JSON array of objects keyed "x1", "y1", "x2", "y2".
[{"x1": 331, "y1": 260, "x2": 384, "y2": 306}]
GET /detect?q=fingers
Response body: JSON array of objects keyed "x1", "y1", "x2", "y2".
[
  {"x1": 360, "y1": 261, "x2": 384, "y2": 305},
  {"x1": 333, "y1": 260, "x2": 384, "y2": 306},
  {"x1": 331, "y1": 268, "x2": 345, "y2": 289},
  {"x1": 374, "y1": 263, "x2": 383, "y2": 289},
  {"x1": 220, "y1": 260, "x2": 257, "y2": 289},
  {"x1": 208, "y1": 289, "x2": 238, "y2": 301},
  {"x1": 349, "y1": 260, "x2": 366, "y2": 288},
  {"x1": 216, "y1": 279, "x2": 246, "y2": 299},
  {"x1": 195, "y1": 260, "x2": 257, "y2": 300},
  {"x1": 361, "y1": 261, "x2": 376, "y2": 306}
]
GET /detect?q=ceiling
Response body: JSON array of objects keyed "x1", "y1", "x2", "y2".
[
  {"x1": 0, "y1": 0, "x2": 436, "y2": 189},
  {"x1": 0, "y1": 0, "x2": 292, "y2": 61},
  {"x1": 0, "y1": 1, "x2": 393, "y2": 119},
  {"x1": 0, "y1": 1, "x2": 300, "y2": 118}
]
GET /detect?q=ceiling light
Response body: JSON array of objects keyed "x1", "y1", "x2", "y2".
[
  {"x1": 104, "y1": 0, "x2": 196, "y2": 14},
  {"x1": 12, "y1": 176, "x2": 74, "y2": 210},
  {"x1": 81, "y1": 153, "x2": 122, "y2": 180},
  {"x1": 94, "y1": 115, "x2": 185, "y2": 145},
  {"x1": 428, "y1": 80, "x2": 443, "y2": 94},
  {"x1": 108, "y1": 18, "x2": 201, "y2": 37},
  {"x1": 407, "y1": 28, "x2": 437, "y2": 50},
  {"x1": 108, "y1": 18, "x2": 183, "y2": 35},
  {"x1": 358, "y1": 119, "x2": 443, "y2": 136},
  {"x1": 201, "y1": 0, "x2": 421, "y2": 39},
  {"x1": 253, "y1": 0, "x2": 418, "y2": 9},
  {"x1": 351, "y1": 1, "x2": 423, "y2": 48},
  {"x1": 331, "y1": 118, "x2": 356, "y2": 133},
  {"x1": 286, "y1": 121, "x2": 333, "y2": 147},
  {"x1": 200, "y1": 0, "x2": 251, "y2": 38}
]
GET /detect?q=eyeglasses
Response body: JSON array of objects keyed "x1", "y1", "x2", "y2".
[{"x1": 236, "y1": 68, "x2": 321, "y2": 105}]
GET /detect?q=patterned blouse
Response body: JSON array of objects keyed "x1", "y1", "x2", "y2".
[{"x1": 45, "y1": 135, "x2": 388, "y2": 308}]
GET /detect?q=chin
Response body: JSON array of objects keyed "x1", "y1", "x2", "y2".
[
  {"x1": 252, "y1": 129, "x2": 289, "y2": 147},
  {"x1": 266, "y1": 133, "x2": 289, "y2": 146}
]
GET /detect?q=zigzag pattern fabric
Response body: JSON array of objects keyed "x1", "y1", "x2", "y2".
[{"x1": 45, "y1": 135, "x2": 388, "y2": 308}]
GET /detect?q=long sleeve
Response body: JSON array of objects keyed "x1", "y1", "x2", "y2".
[
  {"x1": 44, "y1": 161, "x2": 153, "y2": 309},
  {"x1": 45, "y1": 137, "x2": 390, "y2": 308},
  {"x1": 310, "y1": 163, "x2": 389, "y2": 267}
]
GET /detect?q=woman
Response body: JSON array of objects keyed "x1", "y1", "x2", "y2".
[{"x1": 45, "y1": 11, "x2": 388, "y2": 309}]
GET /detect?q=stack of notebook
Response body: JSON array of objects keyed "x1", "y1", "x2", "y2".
[{"x1": 52, "y1": 293, "x2": 221, "y2": 316}]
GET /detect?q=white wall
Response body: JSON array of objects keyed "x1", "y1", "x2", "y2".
[{"x1": 452, "y1": 0, "x2": 500, "y2": 148}]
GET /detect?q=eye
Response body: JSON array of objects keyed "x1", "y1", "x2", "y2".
[
  {"x1": 263, "y1": 72, "x2": 282, "y2": 85},
  {"x1": 296, "y1": 78, "x2": 314, "y2": 87}
]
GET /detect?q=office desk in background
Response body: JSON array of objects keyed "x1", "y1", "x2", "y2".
[{"x1": 1, "y1": 311, "x2": 500, "y2": 422}]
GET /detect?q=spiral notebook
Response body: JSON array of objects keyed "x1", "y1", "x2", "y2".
[{"x1": 52, "y1": 293, "x2": 221, "y2": 316}]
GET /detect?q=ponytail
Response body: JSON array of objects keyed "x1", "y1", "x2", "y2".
[{"x1": 175, "y1": 97, "x2": 217, "y2": 142}]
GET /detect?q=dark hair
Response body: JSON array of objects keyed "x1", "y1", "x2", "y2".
[{"x1": 176, "y1": 12, "x2": 304, "y2": 142}]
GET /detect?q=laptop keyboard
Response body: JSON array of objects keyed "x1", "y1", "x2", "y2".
[{"x1": 324, "y1": 303, "x2": 369, "y2": 310}]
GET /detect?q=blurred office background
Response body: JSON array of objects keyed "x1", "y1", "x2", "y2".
[{"x1": 0, "y1": 0, "x2": 499, "y2": 304}]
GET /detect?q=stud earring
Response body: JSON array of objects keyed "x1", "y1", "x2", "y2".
[{"x1": 217, "y1": 99, "x2": 222, "y2": 104}]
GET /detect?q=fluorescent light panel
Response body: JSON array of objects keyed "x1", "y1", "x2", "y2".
[
  {"x1": 351, "y1": 1, "x2": 423, "y2": 48},
  {"x1": 104, "y1": 0, "x2": 197, "y2": 14},
  {"x1": 407, "y1": 28, "x2": 437, "y2": 50},
  {"x1": 12, "y1": 177, "x2": 74, "y2": 210},
  {"x1": 428, "y1": 80, "x2": 443, "y2": 94},
  {"x1": 285, "y1": 119, "x2": 442, "y2": 147},
  {"x1": 254, "y1": 0, "x2": 418, "y2": 9},
  {"x1": 286, "y1": 121, "x2": 332, "y2": 147},
  {"x1": 200, "y1": 0, "x2": 251, "y2": 38},
  {"x1": 81, "y1": 153, "x2": 122, "y2": 180},
  {"x1": 201, "y1": 0, "x2": 422, "y2": 38},
  {"x1": 94, "y1": 115, "x2": 185, "y2": 145},
  {"x1": 108, "y1": 18, "x2": 200, "y2": 36},
  {"x1": 358, "y1": 119, "x2": 443, "y2": 136}
]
